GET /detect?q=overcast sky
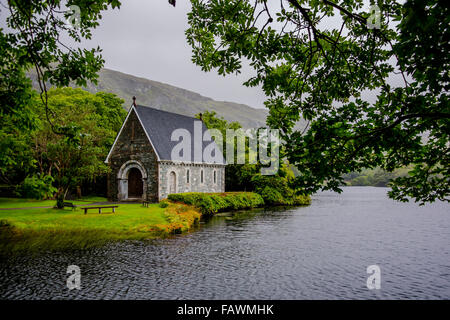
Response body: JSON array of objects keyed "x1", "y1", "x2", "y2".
[
  {"x1": 82, "y1": 0, "x2": 402, "y2": 108},
  {"x1": 1, "y1": 0, "x2": 403, "y2": 109},
  {"x1": 83, "y1": 0, "x2": 268, "y2": 109}
]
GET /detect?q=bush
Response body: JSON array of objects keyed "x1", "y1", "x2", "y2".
[
  {"x1": 159, "y1": 200, "x2": 169, "y2": 208},
  {"x1": 259, "y1": 186, "x2": 285, "y2": 206},
  {"x1": 17, "y1": 174, "x2": 57, "y2": 200},
  {"x1": 251, "y1": 171, "x2": 311, "y2": 206},
  {"x1": 292, "y1": 194, "x2": 311, "y2": 205},
  {"x1": 168, "y1": 192, "x2": 264, "y2": 215}
]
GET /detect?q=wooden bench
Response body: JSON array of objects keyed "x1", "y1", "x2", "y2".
[
  {"x1": 81, "y1": 206, "x2": 118, "y2": 215},
  {"x1": 142, "y1": 200, "x2": 149, "y2": 208},
  {"x1": 63, "y1": 202, "x2": 77, "y2": 210}
]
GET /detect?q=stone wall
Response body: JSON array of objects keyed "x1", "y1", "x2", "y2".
[
  {"x1": 158, "y1": 161, "x2": 225, "y2": 200},
  {"x1": 107, "y1": 110, "x2": 159, "y2": 202}
]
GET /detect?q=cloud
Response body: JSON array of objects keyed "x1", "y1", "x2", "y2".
[{"x1": 84, "y1": 0, "x2": 268, "y2": 109}]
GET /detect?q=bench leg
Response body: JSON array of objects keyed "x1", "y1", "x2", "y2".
[
  {"x1": 99, "y1": 208, "x2": 102, "y2": 214},
  {"x1": 112, "y1": 207, "x2": 115, "y2": 213},
  {"x1": 84, "y1": 208, "x2": 87, "y2": 215}
]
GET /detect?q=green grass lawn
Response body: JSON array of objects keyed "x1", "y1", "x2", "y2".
[
  {"x1": 0, "y1": 196, "x2": 107, "y2": 208},
  {"x1": 0, "y1": 202, "x2": 195, "y2": 253},
  {"x1": 0, "y1": 203, "x2": 167, "y2": 230}
]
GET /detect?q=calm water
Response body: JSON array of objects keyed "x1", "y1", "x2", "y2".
[{"x1": 1, "y1": 187, "x2": 449, "y2": 299}]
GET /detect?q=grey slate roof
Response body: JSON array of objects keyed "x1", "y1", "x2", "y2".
[{"x1": 134, "y1": 105, "x2": 225, "y2": 164}]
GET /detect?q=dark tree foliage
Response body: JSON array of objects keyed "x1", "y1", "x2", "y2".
[
  {"x1": 194, "y1": 111, "x2": 255, "y2": 191},
  {"x1": 0, "y1": 0, "x2": 121, "y2": 196},
  {"x1": 198, "y1": 110, "x2": 310, "y2": 205},
  {"x1": 30, "y1": 88, "x2": 126, "y2": 203},
  {"x1": 1, "y1": 0, "x2": 121, "y2": 138},
  {"x1": 0, "y1": 35, "x2": 38, "y2": 185},
  {"x1": 184, "y1": 0, "x2": 449, "y2": 204}
]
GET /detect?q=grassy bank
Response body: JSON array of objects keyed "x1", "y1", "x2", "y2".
[
  {"x1": 0, "y1": 201, "x2": 201, "y2": 254},
  {"x1": 0, "y1": 191, "x2": 310, "y2": 254}
]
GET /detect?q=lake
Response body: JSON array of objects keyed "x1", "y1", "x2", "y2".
[{"x1": 1, "y1": 187, "x2": 449, "y2": 299}]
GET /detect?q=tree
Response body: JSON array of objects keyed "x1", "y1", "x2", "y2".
[
  {"x1": 31, "y1": 87, "x2": 125, "y2": 206},
  {"x1": 0, "y1": 59, "x2": 38, "y2": 185},
  {"x1": 1, "y1": 0, "x2": 121, "y2": 138},
  {"x1": 196, "y1": 110, "x2": 258, "y2": 190},
  {"x1": 198, "y1": 110, "x2": 309, "y2": 204},
  {"x1": 1, "y1": 0, "x2": 123, "y2": 194},
  {"x1": 185, "y1": 0, "x2": 449, "y2": 204}
]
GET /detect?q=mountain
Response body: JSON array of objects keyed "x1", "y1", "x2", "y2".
[{"x1": 28, "y1": 68, "x2": 268, "y2": 128}]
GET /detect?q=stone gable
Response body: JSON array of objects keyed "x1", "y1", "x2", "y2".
[{"x1": 107, "y1": 109, "x2": 159, "y2": 202}]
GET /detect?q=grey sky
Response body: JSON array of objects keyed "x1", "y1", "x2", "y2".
[
  {"x1": 84, "y1": 0, "x2": 268, "y2": 109},
  {"x1": 84, "y1": 0, "x2": 404, "y2": 109},
  {"x1": 0, "y1": 0, "x2": 404, "y2": 108}
]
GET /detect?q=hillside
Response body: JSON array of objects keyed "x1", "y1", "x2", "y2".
[{"x1": 28, "y1": 68, "x2": 268, "y2": 128}]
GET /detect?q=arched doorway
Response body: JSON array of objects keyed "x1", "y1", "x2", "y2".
[
  {"x1": 169, "y1": 171, "x2": 176, "y2": 194},
  {"x1": 117, "y1": 160, "x2": 147, "y2": 201},
  {"x1": 128, "y1": 168, "x2": 143, "y2": 198}
]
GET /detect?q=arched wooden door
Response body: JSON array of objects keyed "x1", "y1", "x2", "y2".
[
  {"x1": 169, "y1": 171, "x2": 176, "y2": 194},
  {"x1": 128, "y1": 168, "x2": 143, "y2": 198}
]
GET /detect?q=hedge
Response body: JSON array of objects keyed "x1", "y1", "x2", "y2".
[{"x1": 167, "y1": 192, "x2": 265, "y2": 215}]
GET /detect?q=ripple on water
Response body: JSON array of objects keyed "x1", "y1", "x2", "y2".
[{"x1": 1, "y1": 187, "x2": 449, "y2": 299}]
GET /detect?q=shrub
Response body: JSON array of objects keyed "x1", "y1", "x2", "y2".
[
  {"x1": 293, "y1": 194, "x2": 311, "y2": 205},
  {"x1": 159, "y1": 200, "x2": 169, "y2": 208},
  {"x1": 168, "y1": 192, "x2": 264, "y2": 215},
  {"x1": 156, "y1": 203, "x2": 202, "y2": 235},
  {"x1": 251, "y1": 172, "x2": 311, "y2": 206},
  {"x1": 259, "y1": 186, "x2": 285, "y2": 206},
  {"x1": 17, "y1": 174, "x2": 57, "y2": 200}
]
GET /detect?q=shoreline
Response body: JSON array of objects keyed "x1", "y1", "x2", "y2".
[
  {"x1": 0, "y1": 201, "x2": 201, "y2": 255},
  {"x1": 0, "y1": 192, "x2": 311, "y2": 254}
]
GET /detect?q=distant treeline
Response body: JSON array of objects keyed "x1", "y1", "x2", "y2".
[{"x1": 342, "y1": 167, "x2": 411, "y2": 187}]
